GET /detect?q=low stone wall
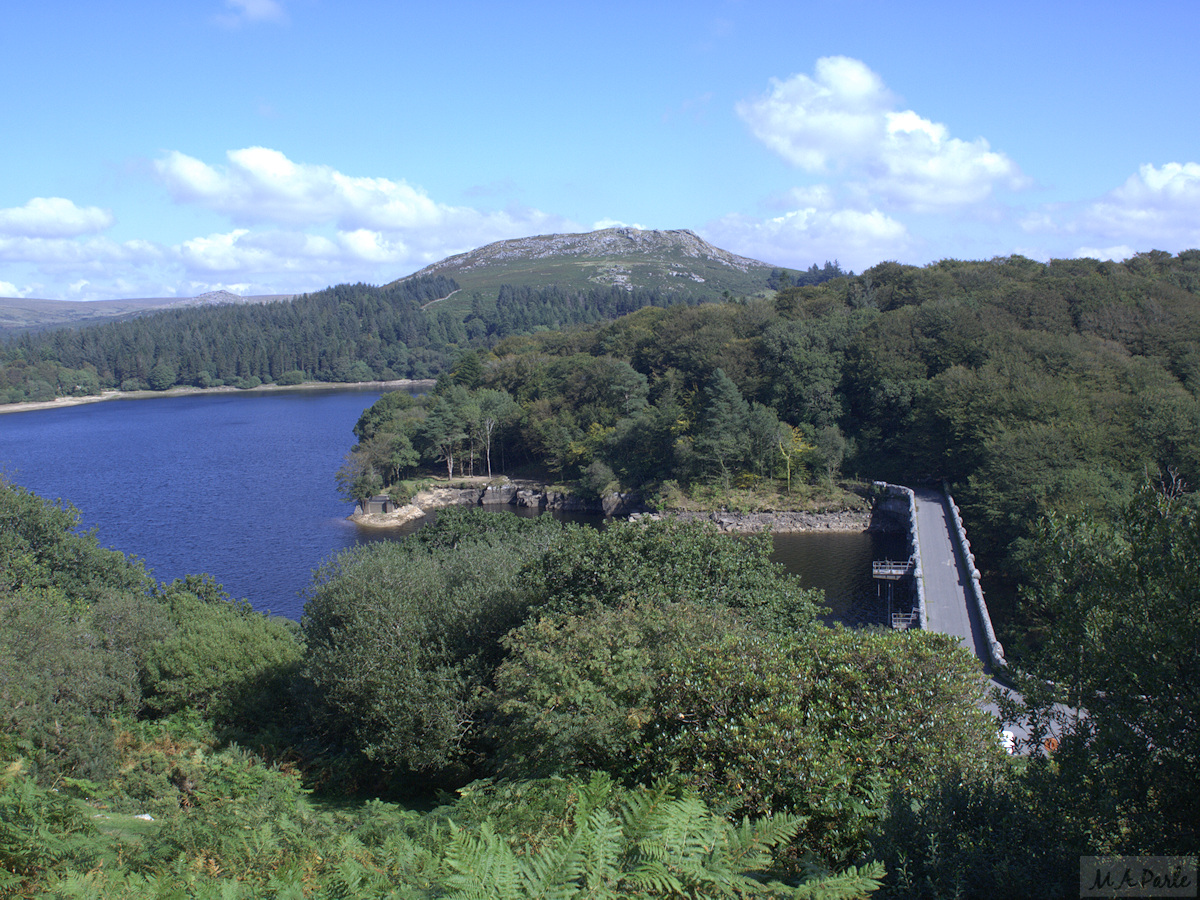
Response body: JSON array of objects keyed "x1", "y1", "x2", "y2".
[
  {"x1": 943, "y1": 483, "x2": 1007, "y2": 670},
  {"x1": 874, "y1": 482, "x2": 926, "y2": 629}
]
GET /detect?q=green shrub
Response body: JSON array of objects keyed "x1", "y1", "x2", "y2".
[
  {"x1": 0, "y1": 595, "x2": 149, "y2": 781},
  {"x1": 141, "y1": 576, "x2": 302, "y2": 722},
  {"x1": 497, "y1": 615, "x2": 1001, "y2": 868},
  {"x1": 532, "y1": 518, "x2": 821, "y2": 632},
  {"x1": 274, "y1": 369, "x2": 306, "y2": 386},
  {"x1": 493, "y1": 600, "x2": 750, "y2": 778},
  {"x1": 302, "y1": 514, "x2": 560, "y2": 784}
]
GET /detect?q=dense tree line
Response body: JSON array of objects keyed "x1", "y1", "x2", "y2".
[
  {"x1": 767, "y1": 260, "x2": 849, "y2": 290},
  {"x1": 0, "y1": 276, "x2": 459, "y2": 399},
  {"x1": 466, "y1": 283, "x2": 710, "y2": 342},
  {"x1": 0, "y1": 277, "x2": 732, "y2": 402},
  {"x1": 343, "y1": 251, "x2": 1200, "y2": 649},
  {"x1": 0, "y1": 254, "x2": 854, "y2": 403}
]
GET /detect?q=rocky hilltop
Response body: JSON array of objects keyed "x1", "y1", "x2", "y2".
[
  {"x1": 408, "y1": 227, "x2": 773, "y2": 279},
  {"x1": 392, "y1": 227, "x2": 787, "y2": 305}
]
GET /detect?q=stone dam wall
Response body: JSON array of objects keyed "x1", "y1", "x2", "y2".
[{"x1": 875, "y1": 482, "x2": 927, "y2": 629}]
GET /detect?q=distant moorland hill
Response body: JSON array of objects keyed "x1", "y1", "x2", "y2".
[{"x1": 0, "y1": 290, "x2": 295, "y2": 333}]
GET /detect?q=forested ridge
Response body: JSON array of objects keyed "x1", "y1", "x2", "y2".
[
  {"x1": 341, "y1": 250, "x2": 1200, "y2": 648},
  {"x1": 0, "y1": 276, "x2": 774, "y2": 401},
  {"x1": 0, "y1": 253, "x2": 850, "y2": 402}
]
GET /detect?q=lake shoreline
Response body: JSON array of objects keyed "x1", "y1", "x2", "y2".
[
  {"x1": 0, "y1": 379, "x2": 435, "y2": 415},
  {"x1": 351, "y1": 477, "x2": 876, "y2": 534}
]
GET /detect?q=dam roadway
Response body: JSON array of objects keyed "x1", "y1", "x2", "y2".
[
  {"x1": 912, "y1": 487, "x2": 993, "y2": 670},
  {"x1": 903, "y1": 484, "x2": 1067, "y2": 752}
]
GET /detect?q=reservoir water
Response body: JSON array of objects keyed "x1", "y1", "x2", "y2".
[{"x1": 0, "y1": 389, "x2": 904, "y2": 623}]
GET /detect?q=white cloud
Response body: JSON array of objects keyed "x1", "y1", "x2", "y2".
[
  {"x1": 1078, "y1": 162, "x2": 1200, "y2": 249},
  {"x1": 0, "y1": 156, "x2": 576, "y2": 300},
  {"x1": 0, "y1": 235, "x2": 162, "y2": 267},
  {"x1": 177, "y1": 228, "x2": 342, "y2": 273},
  {"x1": 1073, "y1": 245, "x2": 1137, "y2": 262},
  {"x1": 161, "y1": 148, "x2": 471, "y2": 230},
  {"x1": 0, "y1": 197, "x2": 114, "y2": 237},
  {"x1": 593, "y1": 218, "x2": 650, "y2": 231},
  {"x1": 154, "y1": 147, "x2": 427, "y2": 228},
  {"x1": 153, "y1": 147, "x2": 572, "y2": 258},
  {"x1": 216, "y1": 0, "x2": 286, "y2": 27},
  {"x1": 1020, "y1": 162, "x2": 1200, "y2": 256},
  {"x1": 0, "y1": 234, "x2": 168, "y2": 300},
  {"x1": 737, "y1": 57, "x2": 892, "y2": 173},
  {"x1": 178, "y1": 229, "x2": 265, "y2": 272},
  {"x1": 777, "y1": 185, "x2": 838, "y2": 210},
  {"x1": 170, "y1": 221, "x2": 524, "y2": 287},
  {"x1": 703, "y1": 202, "x2": 911, "y2": 273},
  {"x1": 0, "y1": 280, "x2": 25, "y2": 297},
  {"x1": 737, "y1": 57, "x2": 1026, "y2": 212},
  {"x1": 337, "y1": 229, "x2": 408, "y2": 264}
]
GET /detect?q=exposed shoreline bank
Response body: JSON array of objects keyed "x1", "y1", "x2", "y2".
[
  {"x1": 0, "y1": 379, "x2": 435, "y2": 416},
  {"x1": 351, "y1": 478, "x2": 878, "y2": 534},
  {"x1": 630, "y1": 508, "x2": 874, "y2": 533}
]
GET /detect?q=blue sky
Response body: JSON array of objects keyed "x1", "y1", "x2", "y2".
[{"x1": 2, "y1": 0, "x2": 1198, "y2": 301}]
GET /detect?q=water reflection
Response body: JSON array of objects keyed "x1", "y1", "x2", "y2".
[{"x1": 769, "y1": 529, "x2": 909, "y2": 626}]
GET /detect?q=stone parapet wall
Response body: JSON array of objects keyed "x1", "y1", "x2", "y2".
[{"x1": 943, "y1": 483, "x2": 1006, "y2": 670}]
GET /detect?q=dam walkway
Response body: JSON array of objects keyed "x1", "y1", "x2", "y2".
[
  {"x1": 912, "y1": 486, "x2": 995, "y2": 671},
  {"x1": 877, "y1": 483, "x2": 1066, "y2": 751}
]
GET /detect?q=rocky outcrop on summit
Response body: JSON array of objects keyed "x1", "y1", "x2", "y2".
[
  {"x1": 406, "y1": 227, "x2": 774, "y2": 279},
  {"x1": 179, "y1": 290, "x2": 248, "y2": 307}
]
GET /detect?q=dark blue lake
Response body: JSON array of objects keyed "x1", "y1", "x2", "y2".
[{"x1": 0, "y1": 389, "x2": 902, "y2": 623}]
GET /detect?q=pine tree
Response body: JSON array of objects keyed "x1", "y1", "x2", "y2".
[{"x1": 694, "y1": 368, "x2": 750, "y2": 486}]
